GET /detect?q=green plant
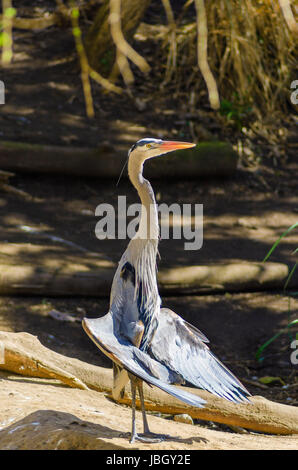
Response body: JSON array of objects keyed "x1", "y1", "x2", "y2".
[
  {"x1": 256, "y1": 222, "x2": 298, "y2": 362},
  {"x1": 219, "y1": 96, "x2": 252, "y2": 130}
]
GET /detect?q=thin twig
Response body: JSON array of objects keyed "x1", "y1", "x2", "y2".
[
  {"x1": 69, "y1": 1, "x2": 94, "y2": 118},
  {"x1": 241, "y1": 378, "x2": 269, "y2": 391},
  {"x1": 161, "y1": 0, "x2": 177, "y2": 84},
  {"x1": 89, "y1": 66, "x2": 123, "y2": 94},
  {"x1": 0, "y1": 13, "x2": 58, "y2": 30}
]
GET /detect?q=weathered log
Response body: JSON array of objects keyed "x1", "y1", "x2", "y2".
[
  {"x1": 0, "y1": 245, "x2": 291, "y2": 296},
  {"x1": 0, "y1": 140, "x2": 238, "y2": 178},
  {"x1": 158, "y1": 262, "x2": 291, "y2": 293},
  {"x1": 0, "y1": 331, "x2": 297, "y2": 435}
]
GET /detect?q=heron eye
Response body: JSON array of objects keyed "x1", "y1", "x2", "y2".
[{"x1": 146, "y1": 143, "x2": 152, "y2": 149}]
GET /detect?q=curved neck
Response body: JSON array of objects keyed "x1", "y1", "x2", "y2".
[{"x1": 128, "y1": 153, "x2": 159, "y2": 241}]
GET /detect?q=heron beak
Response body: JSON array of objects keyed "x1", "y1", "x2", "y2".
[{"x1": 159, "y1": 141, "x2": 196, "y2": 151}]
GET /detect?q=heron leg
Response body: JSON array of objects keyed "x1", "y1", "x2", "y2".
[
  {"x1": 128, "y1": 375, "x2": 172, "y2": 443},
  {"x1": 130, "y1": 378, "x2": 138, "y2": 443},
  {"x1": 137, "y1": 380, "x2": 150, "y2": 434},
  {"x1": 129, "y1": 376, "x2": 165, "y2": 443},
  {"x1": 137, "y1": 380, "x2": 171, "y2": 441}
]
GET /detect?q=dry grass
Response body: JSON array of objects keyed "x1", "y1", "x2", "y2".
[
  {"x1": 159, "y1": 0, "x2": 297, "y2": 120},
  {"x1": 1, "y1": 0, "x2": 296, "y2": 136}
]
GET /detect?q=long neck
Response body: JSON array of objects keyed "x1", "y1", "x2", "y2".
[
  {"x1": 128, "y1": 153, "x2": 159, "y2": 241},
  {"x1": 126, "y1": 152, "x2": 160, "y2": 350}
]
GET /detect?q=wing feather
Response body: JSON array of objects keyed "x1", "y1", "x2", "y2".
[
  {"x1": 149, "y1": 308, "x2": 250, "y2": 403},
  {"x1": 82, "y1": 314, "x2": 206, "y2": 409}
]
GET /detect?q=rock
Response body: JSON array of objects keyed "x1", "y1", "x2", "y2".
[
  {"x1": 0, "y1": 410, "x2": 125, "y2": 450},
  {"x1": 173, "y1": 414, "x2": 194, "y2": 425}
]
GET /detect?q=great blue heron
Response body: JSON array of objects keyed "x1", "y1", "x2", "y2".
[{"x1": 83, "y1": 138, "x2": 250, "y2": 443}]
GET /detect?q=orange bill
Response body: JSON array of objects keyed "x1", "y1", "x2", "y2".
[{"x1": 159, "y1": 140, "x2": 196, "y2": 151}]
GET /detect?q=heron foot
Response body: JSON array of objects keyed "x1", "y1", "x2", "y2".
[{"x1": 130, "y1": 431, "x2": 171, "y2": 444}]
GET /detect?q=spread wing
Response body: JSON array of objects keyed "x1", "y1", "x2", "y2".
[
  {"x1": 149, "y1": 308, "x2": 250, "y2": 403},
  {"x1": 82, "y1": 314, "x2": 206, "y2": 408}
]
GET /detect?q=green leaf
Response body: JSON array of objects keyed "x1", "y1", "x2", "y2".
[
  {"x1": 71, "y1": 8, "x2": 80, "y2": 19},
  {"x1": 4, "y1": 7, "x2": 16, "y2": 19},
  {"x1": 73, "y1": 26, "x2": 81, "y2": 37},
  {"x1": 255, "y1": 319, "x2": 298, "y2": 362},
  {"x1": 284, "y1": 262, "x2": 297, "y2": 291},
  {"x1": 259, "y1": 376, "x2": 285, "y2": 386},
  {"x1": 263, "y1": 222, "x2": 298, "y2": 262}
]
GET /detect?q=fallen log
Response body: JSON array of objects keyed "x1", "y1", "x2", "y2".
[
  {"x1": 0, "y1": 248, "x2": 291, "y2": 296},
  {"x1": 0, "y1": 140, "x2": 238, "y2": 179},
  {"x1": 0, "y1": 331, "x2": 297, "y2": 435},
  {"x1": 158, "y1": 262, "x2": 291, "y2": 293}
]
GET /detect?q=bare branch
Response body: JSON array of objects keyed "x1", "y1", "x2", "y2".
[
  {"x1": 194, "y1": 0, "x2": 220, "y2": 110},
  {"x1": 89, "y1": 66, "x2": 123, "y2": 94},
  {"x1": 109, "y1": 0, "x2": 150, "y2": 85},
  {"x1": 69, "y1": 2, "x2": 94, "y2": 118},
  {"x1": 278, "y1": 0, "x2": 298, "y2": 33},
  {"x1": 161, "y1": 0, "x2": 177, "y2": 83}
]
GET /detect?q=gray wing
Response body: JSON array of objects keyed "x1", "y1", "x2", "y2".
[
  {"x1": 149, "y1": 308, "x2": 250, "y2": 403},
  {"x1": 82, "y1": 314, "x2": 205, "y2": 408}
]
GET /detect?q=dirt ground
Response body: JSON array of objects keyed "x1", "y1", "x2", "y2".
[
  {"x1": 0, "y1": 0, "x2": 297, "y2": 450},
  {"x1": 1, "y1": 370, "x2": 298, "y2": 451}
]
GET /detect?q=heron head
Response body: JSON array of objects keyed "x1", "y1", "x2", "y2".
[{"x1": 128, "y1": 138, "x2": 196, "y2": 161}]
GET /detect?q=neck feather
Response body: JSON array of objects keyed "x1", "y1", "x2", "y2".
[{"x1": 128, "y1": 153, "x2": 159, "y2": 241}]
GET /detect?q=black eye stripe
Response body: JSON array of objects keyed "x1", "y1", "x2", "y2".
[
  {"x1": 137, "y1": 140, "x2": 155, "y2": 147},
  {"x1": 129, "y1": 138, "x2": 162, "y2": 154}
]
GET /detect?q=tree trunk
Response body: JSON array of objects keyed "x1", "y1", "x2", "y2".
[{"x1": 85, "y1": 0, "x2": 151, "y2": 73}]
